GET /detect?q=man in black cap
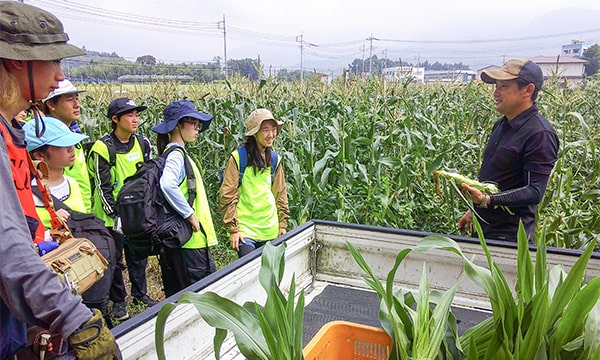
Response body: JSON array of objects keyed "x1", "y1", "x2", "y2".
[
  {"x1": 88, "y1": 97, "x2": 157, "y2": 321},
  {"x1": 459, "y1": 59, "x2": 559, "y2": 241},
  {"x1": 0, "y1": 1, "x2": 120, "y2": 358}
]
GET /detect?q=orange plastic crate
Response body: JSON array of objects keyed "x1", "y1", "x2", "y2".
[{"x1": 303, "y1": 321, "x2": 393, "y2": 360}]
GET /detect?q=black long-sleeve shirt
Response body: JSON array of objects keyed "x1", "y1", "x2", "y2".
[{"x1": 476, "y1": 104, "x2": 559, "y2": 241}]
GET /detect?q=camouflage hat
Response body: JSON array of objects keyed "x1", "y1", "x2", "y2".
[{"x1": 0, "y1": 2, "x2": 85, "y2": 61}]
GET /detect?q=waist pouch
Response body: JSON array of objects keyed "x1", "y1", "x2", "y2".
[{"x1": 40, "y1": 237, "x2": 108, "y2": 295}]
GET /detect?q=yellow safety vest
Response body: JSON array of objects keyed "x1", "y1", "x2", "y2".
[
  {"x1": 232, "y1": 149, "x2": 279, "y2": 241},
  {"x1": 35, "y1": 176, "x2": 85, "y2": 229},
  {"x1": 178, "y1": 151, "x2": 217, "y2": 248},
  {"x1": 64, "y1": 144, "x2": 92, "y2": 213}
]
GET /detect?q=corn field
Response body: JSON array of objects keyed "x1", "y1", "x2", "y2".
[{"x1": 77, "y1": 75, "x2": 600, "y2": 260}]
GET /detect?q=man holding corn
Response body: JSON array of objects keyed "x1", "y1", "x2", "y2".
[{"x1": 459, "y1": 59, "x2": 559, "y2": 241}]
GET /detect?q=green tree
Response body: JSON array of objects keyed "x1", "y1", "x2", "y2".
[
  {"x1": 583, "y1": 44, "x2": 600, "y2": 76},
  {"x1": 227, "y1": 58, "x2": 260, "y2": 80},
  {"x1": 136, "y1": 55, "x2": 157, "y2": 65}
]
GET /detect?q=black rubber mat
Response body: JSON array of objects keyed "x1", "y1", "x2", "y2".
[{"x1": 302, "y1": 284, "x2": 491, "y2": 345}]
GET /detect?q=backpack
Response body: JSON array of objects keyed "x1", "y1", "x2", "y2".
[
  {"x1": 228, "y1": 145, "x2": 279, "y2": 187},
  {"x1": 116, "y1": 146, "x2": 196, "y2": 257}
]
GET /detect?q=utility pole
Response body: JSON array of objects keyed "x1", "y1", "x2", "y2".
[
  {"x1": 218, "y1": 15, "x2": 227, "y2": 80},
  {"x1": 360, "y1": 42, "x2": 366, "y2": 75},
  {"x1": 295, "y1": 32, "x2": 315, "y2": 82},
  {"x1": 296, "y1": 33, "x2": 304, "y2": 82},
  {"x1": 367, "y1": 34, "x2": 379, "y2": 75}
]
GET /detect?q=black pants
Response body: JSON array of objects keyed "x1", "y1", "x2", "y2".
[
  {"x1": 159, "y1": 247, "x2": 216, "y2": 298},
  {"x1": 109, "y1": 229, "x2": 148, "y2": 301}
]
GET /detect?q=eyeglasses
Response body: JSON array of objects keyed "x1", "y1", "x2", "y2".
[{"x1": 182, "y1": 119, "x2": 201, "y2": 130}]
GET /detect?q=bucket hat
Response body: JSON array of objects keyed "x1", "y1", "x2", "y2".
[
  {"x1": 24, "y1": 116, "x2": 88, "y2": 151},
  {"x1": 481, "y1": 59, "x2": 544, "y2": 90},
  {"x1": 152, "y1": 100, "x2": 212, "y2": 134},
  {"x1": 107, "y1": 98, "x2": 147, "y2": 119},
  {"x1": 0, "y1": 2, "x2": 85, "y2": 61},
  {"x1": 244, "y1": 109, "x2": 283, "y2": 138},
  {"x1": 44, "y1": 79, "x2": 85, "y2": 102}
]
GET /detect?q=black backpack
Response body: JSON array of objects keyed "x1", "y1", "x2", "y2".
[{"x1": 116, "y1": 146, "x2": 196, "y2": 257}]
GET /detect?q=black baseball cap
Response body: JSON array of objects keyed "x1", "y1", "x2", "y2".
[{"x1": 107, "y1": 98, "x2": 147, "y2": 118}]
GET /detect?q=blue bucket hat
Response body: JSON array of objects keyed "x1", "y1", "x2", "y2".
[
  {"x1": 152, "y1": 100, "x2": 212, "y2": 135},
  {"x1": 24, "y1": 116, "x2": 88, "y2": 151}
]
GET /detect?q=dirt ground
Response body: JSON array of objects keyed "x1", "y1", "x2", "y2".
[{"x1": 119, "y1": 245, "x2": 236, "y2": 320}]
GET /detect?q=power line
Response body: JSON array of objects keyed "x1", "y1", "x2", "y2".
[
  {"x1": 378, "y1": 28, "x2": 600, "y2": 44},
  {"x1": 26, "y1": 0, "x2": 600, "y2": 71}
]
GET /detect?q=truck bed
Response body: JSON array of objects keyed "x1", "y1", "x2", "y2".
[{"x1": 113, "y1": 220, "x2": 600, "y2": 359}]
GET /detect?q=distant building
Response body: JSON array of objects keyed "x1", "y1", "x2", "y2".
[
  {"x1": 117, "y1": 74, "x2": 193, "y2": 83},
  {"x1": 561, "y1": 40, "x2": 589, "y2": 57},
  {"x1": 382, "y1": 66, "x2": 425, "y2": 83},
  {"x1": 478, "y1": 56, "x2": 588, "y2": 85},
  {"x1": 424, "y1": 70, "x2": 476, "y2": 84},
  {"x1": 530, "y1": 55, "x2": 588, "y2": 83}
]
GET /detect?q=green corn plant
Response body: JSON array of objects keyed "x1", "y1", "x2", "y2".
[
  {"x1": 347, "y1": 241, "x2": 461, "y2": 360},
  {"x1": 348, "y1": 216, "x2": 600, "y2": 359},
  {"x1": 155, "y1": 241, "x2": 304, "y2": 360},
  {"x1": 76, "y1": 77, "x2": 600, "y2": 253}
]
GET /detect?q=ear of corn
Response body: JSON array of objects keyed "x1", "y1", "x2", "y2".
[{"x1": 433, "y1": 170, "x2": 499, "y2": 195}]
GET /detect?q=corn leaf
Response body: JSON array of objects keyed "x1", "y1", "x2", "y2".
[
  {"x1": 155, "y1": 302, "x2": 178, "y2": 360},
  {"x1": 583, "y1": 301, "x2": 600, "y2": 358},
  {"x1": 179, "y1": 292, "x2": 269, "y2": 359},
  {"x1": 545, "y1": 239, "x2": 597, "y2": 330},
  {"x1": 551, "y1": 277, "x2": 600, "y2": 353}
]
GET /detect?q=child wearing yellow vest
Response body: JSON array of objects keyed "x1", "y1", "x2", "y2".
[
  {"x1": 220, "y1": 108, "x2": 289, "y2": 258},
  {"x1": 153, "y1": 100, "x2": 218, "y2": 297}
]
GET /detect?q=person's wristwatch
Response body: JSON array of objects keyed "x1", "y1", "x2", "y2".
[{"x1": 478, "y1": 194, "x2": 488, "y2": 208}]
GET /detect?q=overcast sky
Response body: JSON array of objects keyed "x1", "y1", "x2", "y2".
[{"x1": 27, "y1": 0, "x2": 600, "y2": 72}]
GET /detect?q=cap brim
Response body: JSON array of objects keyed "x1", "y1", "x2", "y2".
[
  {"x1": 0, "y1": 43, "x2": 85, "y2": 61},
  {"x1": 115, "y1": 105, "x2": 147, "y2": 118},
  {"x1": 178, "y1": 111, "x2": 213, "y2": 122},
  {"x1": 44, "y1": 89, "x2": 86, "y2": 102},
  {"x1": 27, "y1": 131, "x2": 88, "y2": 151},
  {"x1": 178, "y1": 111, "x2": 213, "y2": 133},
  {"x1": 244, "y1": 119, "x2": 283, "y2": 138},
  {"x1": 51, "y1": 132, "x2": 89, "y2": 147},
  {"x1": 152, "y1": 121, "x2": 176, "y2": 135},
  {"x1": 480, "y1": 69, "x2": 519, "y2": 84}
]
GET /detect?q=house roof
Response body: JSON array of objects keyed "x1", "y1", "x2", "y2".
[
  {"x1": 476, "y1": 65, "x2": 500, "y2": 72},
  {"x1": 529, "y1": 55, "x2": 588, "y2": 64}
]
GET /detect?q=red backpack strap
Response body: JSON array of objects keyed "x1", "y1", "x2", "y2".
[{"x1": 26, "y1": 155, "x2": 71, "y2": 242}]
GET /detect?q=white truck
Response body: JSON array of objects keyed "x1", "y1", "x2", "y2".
[{"x1": 112, "y1": 220, "x2": 600, "y2": 359}]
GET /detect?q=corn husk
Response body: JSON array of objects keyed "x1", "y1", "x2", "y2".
[{"x1": 433, "y1": 170, "x2": 499, "y2": 195}]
